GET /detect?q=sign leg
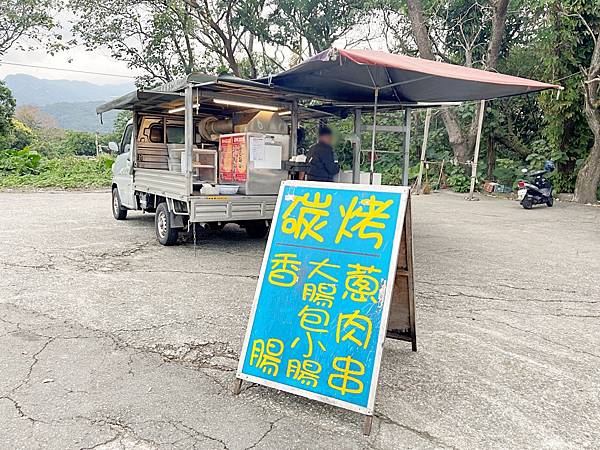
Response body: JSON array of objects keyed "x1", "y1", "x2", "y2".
[
  {"x1": 232, "y1": 378, "x2": 242, "y2": 395},
  {"x1": 363, "y1": 415, "x2": 374, "y2": 436}
]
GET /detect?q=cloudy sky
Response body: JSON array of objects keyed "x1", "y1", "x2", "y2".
[
  {"x1": 0, "y1": 9, "x2": 141, "y2": 86},
  {"x1": 0, "y1": 44, "x2": 140, "y2": 85}
]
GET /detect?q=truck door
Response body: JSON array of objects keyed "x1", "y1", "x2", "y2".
[{"x1": 113, "y1": 124, "x2": 136, "y2": 208}]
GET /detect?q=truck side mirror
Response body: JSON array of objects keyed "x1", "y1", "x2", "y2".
[{"x1": 108, "y1": 142, "x2": 119, "y2": 154}]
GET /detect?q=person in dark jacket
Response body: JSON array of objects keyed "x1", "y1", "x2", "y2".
[{"x1": 306, "y1": 126, "x2": 340, "y2": 182}]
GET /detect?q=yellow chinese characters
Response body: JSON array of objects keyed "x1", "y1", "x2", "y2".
[
  {"x1": 268, "y1": 253, "x2": 301, "y2": 287},
  {"x1": 335, "y1": 194, "x2": 393, "y2": 249},
  {"x1": 336, "y1": 310, "x2": 372, "y2": 348},
  {"x1": 328, "y1": 356, "x2": 365, "y2": 395},
  {"x1": 286, "y1": 359, "x2": 322, "y2": 387},
  {"x1": 281, "y1": 192, "x2": 332, "y2": 242},
  {"x1": 342, "y1": 263, "x2": 382, "y2": 303},
  {"x1": 302, "y1": 283, "x2": 336, "y2": 308},
  {"x1": 249, "y1": 338, "x2": 284, "y2": 376},
  {"x1": 292, "y1": 305, "x2": 329, "y2": 357},
  {"x1": 302, "y1": 258, "x2": 340, "y2": 308}
]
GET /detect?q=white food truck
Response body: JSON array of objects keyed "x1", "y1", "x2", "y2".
[{"x1": 99, "y1": 73, "x2": 309, "y2": 245}]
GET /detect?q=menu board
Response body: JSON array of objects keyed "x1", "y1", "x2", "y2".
[
  {"x1": 233, "y1": 134, "x2": 247, "y2": 182},
  {"x1": 219, "y1": 133, "x2": 248, "y2": 183},
  {"x1": 219, "y1": 135, "x2": 234, "y2": 182}
]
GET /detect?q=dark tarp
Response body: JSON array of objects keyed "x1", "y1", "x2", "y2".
[{"x1": 259, "y1": 48, "x2": 560, "y2": 103}]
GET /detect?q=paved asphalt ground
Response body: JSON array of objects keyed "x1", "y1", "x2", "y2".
[{"x1": 0, "y1": 190, "x2": 599, "y2": 449}]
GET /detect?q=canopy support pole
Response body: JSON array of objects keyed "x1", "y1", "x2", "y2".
[
  {"x1": 415, "y1": 108, "x2": 432, "y2": 193},
  {"x1": 353, "y1": 108, "x2": 362, "y2": 184},
  {"x1": 402, "y1": 108, "x2": 412, "y2": 186},
  {"x1": 290, "y1": 100, "x2": 298, "y2": 156},
  {"x1": 184, "y1": 84, "x2": 194, "y2": 197},
  {"x1": 370, "y1": 88, "x2": 379, "y2": 185},
  {"x1": 467, "y1": 100, "x2": 486, "y2": 200}
]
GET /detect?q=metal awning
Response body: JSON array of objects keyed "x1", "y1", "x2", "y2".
[{"x1": 96, "y1": 73, "x2": 309, "y2": 115}]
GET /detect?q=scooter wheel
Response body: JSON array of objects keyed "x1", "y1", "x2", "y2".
[
  {"x1": 546, "y1": 197, "x2": 554, "y2": 207},
  {"x1": 521, "y1": 198, "x2": 533, "y2": 209}
]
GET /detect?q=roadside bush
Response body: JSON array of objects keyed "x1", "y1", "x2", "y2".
[
  {"x1": 0, "y1": 147, "x2": 42, "y2": 175},
  {"x1": 493, "y1": 158, "x2": 521, "y2": 187},
  {"x1": 0, "y1": 119, "x2": 35, "y2": 150},
  {"x1": 62, "y1": 130, "x2": 98, "y2": 156},
  {"x1": 0, "y1": 154, "x2": 114, "y2": 189},
  {"x1": 445, "y1": 164, "x2": 471, "y2": 192}
]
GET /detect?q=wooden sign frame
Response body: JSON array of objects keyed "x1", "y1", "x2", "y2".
[{"x1": 233, "y1": 186, "x2": 417, "y2": 436}]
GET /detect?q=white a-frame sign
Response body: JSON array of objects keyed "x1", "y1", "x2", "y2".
[{"x1": 234, "y1": 181, "x2": 417, "y2": 434}]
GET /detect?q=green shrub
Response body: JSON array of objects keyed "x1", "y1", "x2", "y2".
[
  {"x1": 0, "y1": 147, "x2": 42, "y2": 175},
  {"x1": 62, "y1": 131, "x2": 98, "y2": 156},
  {"x1": 445, "y1": 164, "x2": 471, "y2": 192},
  {"x1": 493, "y1": 158, "x2": 521, "y2": 187},
  {"x1": 0, "y1": 154, "x2": 114, "y2": 189}
]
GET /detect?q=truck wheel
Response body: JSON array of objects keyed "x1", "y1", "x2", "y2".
[
  {"x1": 546, "y1": 197, "x2": 554, "y2": 207},
  {"x1": 244, "y1": 220, "x2": 269, "y2": 239},
  {"x1": 207, "y1": 222, "x2": 225, "y2": 231},
  {"x1": 155, "y1": 203, "x2": 178, "y2": 245},
  {"x1": 112, "y1": 187, "x2": 127, "y2": 220},
  {"x1": 521, "y1": 198, "x2": 533, "y2": 210}
]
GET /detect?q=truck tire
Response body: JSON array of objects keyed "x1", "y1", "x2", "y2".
[
  {"x1": 112, "y1": 187, "x2": 128, "y2": 220},
  {"x1": 155, "y1": 203, "x2": 178, "y2": 246},
  {"x1": 244, "y1": 220, "x2": 269, "y2": 239}
]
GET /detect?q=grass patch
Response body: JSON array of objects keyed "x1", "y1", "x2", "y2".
[{"x1": 0, "y1": 154, "x2": 113, "y2": 189}]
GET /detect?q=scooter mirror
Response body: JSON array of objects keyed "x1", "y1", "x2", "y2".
[{"x1": 521, "y1": 168, "x2": 528, "y2": 173}]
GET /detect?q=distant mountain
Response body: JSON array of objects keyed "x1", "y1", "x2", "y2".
[
  {"x1": 40, "y1": 101, "x2": 119, "y2": 133},
  {"x1": 3, "y1": 74, "x2": 133, "y2": 106},
  {"x1": 2, "y1": 74, "x2": 133, "y2": 133}
]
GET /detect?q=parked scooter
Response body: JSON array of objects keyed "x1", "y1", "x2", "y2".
[{"x1": 517, "y1": 160, "x2": 555, "y2": 209}]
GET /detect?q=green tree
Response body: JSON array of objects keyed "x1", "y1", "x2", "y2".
[
  {"x1": 0, "y1": 0, "x2": 63, "y2": 55},
  {"x1": 1, "y1": 119, "x2": 35, "y2": 150},
  {"x1": 536, "y1": 1, "x2": 600, "y2": 200},
  {"x1": 69, "y1": 0, "x2": 274, "y2": 82},
  {"x1": 381, "y1": 0, "x2": 543, "y2": 169},
  {"x1": 258, "y1": 0, "x2": 369, "y2": 60},
  {"x1": 69, "y1": 0, "x2": 368, "y2": 83},
  {"x1": 0, "y1": 82, "x2": 17, "y2": 145}
]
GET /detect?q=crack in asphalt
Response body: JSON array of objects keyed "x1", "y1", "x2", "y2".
[
  {"x1": 418, "y1": 290, "x2": 599, "y2": 319},
  {"x1": 0, "y1": 395, "x2": 48, "y2": 424},
  {"x1": 244, "y1": 416, "x2": 284, "y2": 450},
  {"x1": 417, "y1": 302, "x2": 600, "y2": 361},
  {"x1": 419, "y1": 287, "x2": 600, "y2": 305},
  {"x1": 174, "y1": 420, "x2": 229, "y2": 449},
  {"x1": 374, "y1": 412, "x2": 457, "y2": 449},
  {"x1": 478, "y1": 316, "x2": 600, "y2": 360},
  {"x1": 417, "y1": 279, "x2": 589, "y2": 296},
  {"x1": 79, "y1": 417, "x2": 161, "y2": 450},
  {"x1": 1, "y1": 302, "x2": 237, "y2": 388},
  {"x1": 11, "y1": 336, "x2": 56, "y2": 393},
  {"x1": 130, "y1": 269, "x2": 259, "y2": 279}
]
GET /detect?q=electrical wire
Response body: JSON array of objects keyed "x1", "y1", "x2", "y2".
[{"x1": 0, "y1": 60, "x2": 136, "y2": 79}]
